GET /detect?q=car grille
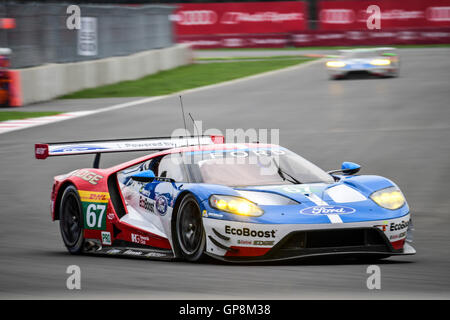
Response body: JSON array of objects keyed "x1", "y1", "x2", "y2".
[{"x1": 268, "y1": 228, "x2": 392, "y2": 260}]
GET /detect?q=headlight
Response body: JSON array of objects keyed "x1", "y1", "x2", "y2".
[
  {"x1": 326, "y1": 61, "x2": 346, "y2": 68},
  {"x1": 209, "y1": 195, "x2": 264, "y2": 217},
  {"x1": 370, "y1": 186, "x2": 405, "y2": 210},
  {"x1": 370, "y1": 59, "x2": 391, "y2": 66}
]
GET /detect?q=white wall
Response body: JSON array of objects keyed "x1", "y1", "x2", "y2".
[{"x1": 16, "y1": 44, "x2": 192, "y2": 106}]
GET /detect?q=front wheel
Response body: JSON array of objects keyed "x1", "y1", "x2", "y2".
[
  {"x1": 59, "y1": 185, "x2": 84, "y2": 254},
  {"x1": 174, "y1": 194, "x2": 206, "y2": 262}
]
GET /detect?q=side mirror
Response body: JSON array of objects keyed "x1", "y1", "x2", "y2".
[
  {"x1": 327, "y1": 162, "x2": 361, "y2": 176},
  {"x1": 130, "y1": 170, "x2": 156, "y2": 183},
  {"x1": 341, "y1": 162, "x2": 361, "y2": 175}
]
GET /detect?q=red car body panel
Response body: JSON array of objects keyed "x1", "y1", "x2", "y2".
[{"x1": 50, "y1": 142, "x2": 245, "y2": 251}]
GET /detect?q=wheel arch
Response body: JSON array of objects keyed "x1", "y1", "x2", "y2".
[
  {"x1": 170, "y1": 190, "x2": 194, "y2": 257},
  {"x1": 53, "y1": 181, "x2": 76, "y2": 221}
]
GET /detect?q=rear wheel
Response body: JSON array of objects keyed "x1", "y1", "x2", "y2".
[
  {"x1": 174, "y1": 194, "x2": 206, "y2": 262},
  {"x1": 59, "y1": 185, "x2": 84, "y2": 254}
]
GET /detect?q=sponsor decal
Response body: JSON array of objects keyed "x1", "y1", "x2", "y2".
[
  {"x1": 374, "y1": 223, "x2": 388, "y2": 232},
  {"x1": 175, "y1": 2, "x2": 307, "y2": 35},
  {"x1": 390, "y1": 231, "x2": 407, "y2": 240},
  {"x1": 78, "y1": 191, "x2": 109, "y2": 230},
  {"x1": 52, "y1": 145, "x2": 107, "y2": 153},
  {"x1": 123, "y1": 249, "x2": 143, "y2": 256},
  {"x1": 35, "y1": 147, "x2": 47, "y2": 156},
  {"x1": 176, "y1": 10, "x2": 218, "y2": 26},
  {"x1": 204, "y1": 211, "x2": 223, "y2": 219},
  {"x1": 221, "y1": 11, "x2": 303, "y2": 25},
  {"x1": 320, "y1": 9, "x2": 355, "y2": 24},
  {"x1": 145, "y1": 252, "x2": 168, "y2": 258},
  {"x1": 225, "y1": 225, "x2": 276, "y2": 238},
  {"x1": 202, "y1": 210, "x2": 208, "y2": 217},
  {"x1": 390, "y1": 220, "x2": 409, "y2": 231},
  {"x1": 139, "y1": 185, "x2": 151, "y2": 197},
  {"x1": 107, "y1": 213, "x2": 115, "y2": 220},
  {"x1": 237, "y1": 239, "x2": 252, "y2": 245},
  {"x1": 131, "y1": 233, "x2": 150, "y2": 245},
  {"x1": 427, "y1": 7, "x2": 450, "y2": 22},
  {"x1": 83, "y1": 203, "x2": 107, "y2": 230},
  {"x1": 279, "y1": 184, "x2": 323, "y2": 195},
  {"x1": 300, "y1": 205, "x2": 355, "y2": 215},
  {"x1": 155, "y1": 195, "x2": 168, "y2": 215},
  {"x1": 253, "y1": 240, "x2": 274, "y2": 246},
  {"x1": 139, "y1": 196, "x2": 154, "y2": 213},
  {"x1": 101, "y1": 231, "x2": 111, "y2": 245},
  {"x1": 73, "y1": 170, "x2": 104, "y2": 185},
  {"x1": 78, "y1": 190, "x2": 109, "y2": 203},
  {"x1": 204, "y1": 148, "x2": 286, "y2": 160},
  {"x1": 106, "y1": 249, "x2": 121, "y2": 255}
]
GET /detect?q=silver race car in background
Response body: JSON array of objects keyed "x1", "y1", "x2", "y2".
[{"x1": 326, "y1": 47, "x2": 399, "y2": 79}]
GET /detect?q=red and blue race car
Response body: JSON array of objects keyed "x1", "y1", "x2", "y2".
[{"x1": 35, "y1": 135, "x2": 415, "y2": 262}]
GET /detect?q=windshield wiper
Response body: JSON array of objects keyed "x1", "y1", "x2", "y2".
[{"x1": 272, "y1": 158, "x2": 302, "y2": 185}]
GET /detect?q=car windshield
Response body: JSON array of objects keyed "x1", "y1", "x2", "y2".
[
  {"x1": 182, "y1": 147, "x2": 334, "y2": 187},
  {"x1": 343, "y1": 51, "x2": 377, "y2": 59}
]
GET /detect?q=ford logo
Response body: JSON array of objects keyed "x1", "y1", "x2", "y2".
[
  {"x1": 155, "y1": 195, "x2": 168, "y2": 215},
  {"x1": 300, "y1": 205, "x2": 356, "y2": 215}
]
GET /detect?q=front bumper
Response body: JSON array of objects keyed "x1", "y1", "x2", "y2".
[
  {"x1": 203, "y1": 215, "x2": 414, "y2": 262},
  {"x1": 327, "y1": 66, "x2": 398, "y2": 77}
]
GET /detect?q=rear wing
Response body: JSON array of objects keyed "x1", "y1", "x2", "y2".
[{"x1": 35, "y1": 135, "x2": 224, "y2": 167}]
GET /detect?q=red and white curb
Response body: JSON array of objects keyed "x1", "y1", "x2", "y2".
[{"x1": 0, "y1": 111, "x2": 94, "y2": 134}]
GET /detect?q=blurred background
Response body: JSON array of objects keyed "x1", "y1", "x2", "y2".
[
  {"x1": 1, "y1": 0, "x2": 450, "y2": 68},
  {"x1": 0, "y1": 1, "x2": 449, "y2": 300}
]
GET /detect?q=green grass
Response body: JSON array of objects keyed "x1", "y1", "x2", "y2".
[
  {"x1": 195, "y1": 55, "x2": 312, "y2": 61},
  {"x1": 0, "y1": 111, "x2": 61, "y2": 121},
  {"x1": 61, "y1": 58, "x2": 314, "y2": 99}
]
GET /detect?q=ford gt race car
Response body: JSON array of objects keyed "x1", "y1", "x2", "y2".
[
  {"x1": 326, "y1": 47, "x2": 399, "y2": 80},
  {"x1": 35, "y1": 135, "x2": 415, "y2": 262}
]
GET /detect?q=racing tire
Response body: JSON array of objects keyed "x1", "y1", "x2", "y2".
[
  {"x1": 174, "y1": 194, "x2": 206, "y2": 262},
  {"x1": 331, "y1": 75, "x2": 344, "y2": 80},
  {"x1": 59, "y1": 185, "x2": 84, "y2": 254}
]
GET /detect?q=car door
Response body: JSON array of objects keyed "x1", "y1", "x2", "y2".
[{"x1": 119, "y1": 153, "x2": 188, "y2": 238}]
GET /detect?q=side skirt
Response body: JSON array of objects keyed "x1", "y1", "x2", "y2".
[{"x1": 83, "y1": 238, "x2": 176, "y2": 261}]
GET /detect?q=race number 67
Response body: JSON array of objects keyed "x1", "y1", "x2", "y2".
[{"x1": 86, "y1": 204, "x2": 106, "y2": 228}]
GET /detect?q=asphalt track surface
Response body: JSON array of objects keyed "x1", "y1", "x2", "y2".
[{"x1": 0, "y1": 48, "x2": 449, "y2": 299}]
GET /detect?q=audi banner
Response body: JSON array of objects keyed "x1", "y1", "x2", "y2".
[
  {"x1": 319, "y1": 0, "x2": 450, "y2": 30},
  {"x1": 173, "y1": 2, "x2": 307, "y2": 36},
  {"x1": 173, "y1": 1, "x2": 450, "y2": 48},
  {"x1": 178, "y1": 28, "x2": 450, "y2": 49},
  {"x1": 292, "y1": 28, "x2": 450, "y2": 46}
]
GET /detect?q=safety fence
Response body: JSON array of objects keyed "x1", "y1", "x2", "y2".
[{"x1": 0, "y1": 2, "x2": 175, "y2": 68}]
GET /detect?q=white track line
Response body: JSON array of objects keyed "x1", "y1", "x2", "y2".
[{"x1": 0, "y1": 59, "x2": 322, "y2": 135}]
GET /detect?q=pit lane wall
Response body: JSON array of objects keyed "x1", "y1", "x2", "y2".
[{"x1": 13, "y1": 44, "x2": 192, "y2": 106}]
